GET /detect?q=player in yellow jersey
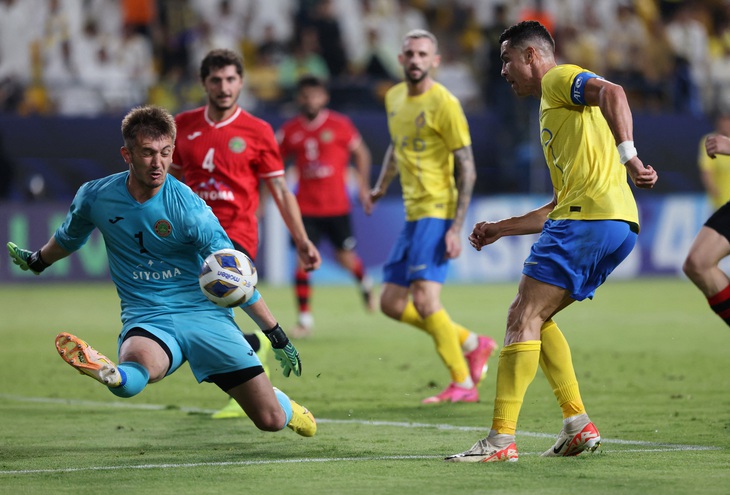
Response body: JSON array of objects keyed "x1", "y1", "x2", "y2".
[
  {"x1": 697, "y1": 113, "x2": 730, "y2": 211},
  {"x1": 446, "y1": 21, "x2": 658, "y2": 462},
  {"x1": 684, "y1": 130, "x2": 730, "y2": 327},
  {"x1": 369, "y1": 29, "x2": 497, "y2": 404}
]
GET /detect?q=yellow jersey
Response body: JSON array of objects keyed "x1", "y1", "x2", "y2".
[
  {"x1": 540, "y1": 64, "x2": 639, "y2": 228},
  {"x1": 385, "y1": 81, "x2": 471, "y2": 221},
  {"x1": 698, "y1": 134, "x2": 730, "y2": 209}
]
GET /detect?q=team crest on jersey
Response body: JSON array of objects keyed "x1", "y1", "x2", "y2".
[
  {"x1": 415, "y1": 111, "x2": 426, "y2": 129},
  {"x1": 229, "y1": 137, "x2": 246, "y2": 153},
  {"x1": 320, "y1": 130, "x2": 333, "y2": 143},
  {"x1": 154, "y1": 219, "x2": 172, "y2": 237}
]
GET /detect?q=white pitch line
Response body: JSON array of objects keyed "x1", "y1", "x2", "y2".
[
  {"x1": 0, "y1": 447, "x2": 721, "y2": 476},
  {"x1": 1, "y1": 394, "x2": 720, "y2": 455}
]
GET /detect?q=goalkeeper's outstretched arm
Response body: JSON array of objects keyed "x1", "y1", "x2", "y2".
[{"x1": 7, "y1": 237, "x2": 71, "y2": 275}]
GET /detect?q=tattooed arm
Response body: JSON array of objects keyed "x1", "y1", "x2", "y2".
[
  {"x1": 368, "y1": 144, "x2": 399, "y2": 213},
  {"x1": 445, "y1": 145, "x2": 477, "y2": 259}
]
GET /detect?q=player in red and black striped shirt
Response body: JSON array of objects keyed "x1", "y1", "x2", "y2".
[{"x1": 277, "y1": 76, "x2": 376, "y2": 337}]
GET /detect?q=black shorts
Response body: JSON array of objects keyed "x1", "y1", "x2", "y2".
[
  {"x1": 705, "y1": 201, "x2": 730, "y2": 242},
  {"x1": 300, "y1": 214, "x2": 356, "y2": 251},
  {"x1": 231, "y1": 241, "x2": 255, "y2": 262}
]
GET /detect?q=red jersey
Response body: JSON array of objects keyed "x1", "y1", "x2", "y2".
[
  {"x1": 172, "y1": 106, "x2": 284, "y2": 259},
  {"x1": 277, "y1": 109, "x2": 361, "y2": 217}
]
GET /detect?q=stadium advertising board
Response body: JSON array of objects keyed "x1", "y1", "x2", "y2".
[{"x1": 0, "y1": 195, "x2": 715, "y2": 284}]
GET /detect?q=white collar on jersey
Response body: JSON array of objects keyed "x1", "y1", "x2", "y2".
[{"x1": 204, "y1": 106, "x2": 242, "y2": 128}]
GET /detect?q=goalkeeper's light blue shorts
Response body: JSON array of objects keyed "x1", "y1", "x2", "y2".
[
  {"x1": 522, "y1": 219, "x2": 637, "y2": 301},
  {"x1": 383, "y1": 217, "x2": 452, "y2": 286},
  {"x1": 118, "y1": 309, "x2": 261, "y2": 383}
]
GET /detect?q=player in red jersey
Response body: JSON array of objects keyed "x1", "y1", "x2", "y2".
[
  {"x1": 170, "y1": 49, "x2": 321, "y2": 419},
  {"x1": 277, "y1": 76, "x2": 375, "y2": 338}
]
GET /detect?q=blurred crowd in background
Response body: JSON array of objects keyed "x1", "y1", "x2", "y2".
[{"x1": 2, "y1": 0, "x2": 730, "y2": 118}]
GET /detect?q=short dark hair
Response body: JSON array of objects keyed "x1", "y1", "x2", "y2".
[
  {"x1": 121, "y1": 106, "x2": 176, "y2": 150},
  {"x1": 499, "y1": 20, "x2": 554, "y2": 52},
  {"x1": 296, "y1": 75, "x2": 327, "y2": 92},
  {"x1": 200, "y1": 49, "x2": 244, "y2": 81}
]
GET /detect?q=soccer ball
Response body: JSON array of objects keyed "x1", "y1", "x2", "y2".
[{"x1": 199, "y1": 249, "x2": 257, "y2": 307}]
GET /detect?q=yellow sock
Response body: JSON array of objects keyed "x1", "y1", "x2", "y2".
[
  {"x1": 452, "y1": 322, "x2": 471, "y2": 347},
  {"x1": 422, "y1": 309, "x2": 471, "y2": 384},
  {"x1": 491, "y1": 341, "x2": 541, "y2": 435},
  {"x1": 539, "y1": 320, "x2": 585, "y2": 418},
  {"x1": 399, "y1": 301, "x2": 427, "y2": 331},
  {"x1": 400, "y1": 301, "x2": 472, "y2": 348}
]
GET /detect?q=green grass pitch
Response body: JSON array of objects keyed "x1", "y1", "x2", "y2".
[{"x1": 1, "y1": 278, "x2": 729, "y2": 494}]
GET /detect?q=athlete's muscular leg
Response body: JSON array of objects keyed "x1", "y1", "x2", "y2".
[
  {"x1": 227, "y1": 373, "x2": 287, "y2": 432},
  {"x1": 505, "y1": 275, "x2": 573, "y2": 345},
  {"x1": 119, "y1": 336, "x2": 170, "y2": 383},
  {"x1": 410, "y1": 279, "x2": 443, "y2": 318},
  {"x1": 379, "y1": 282, "x2": 410, "y2": 320},
  {"x1": 334, "y1": 248, "x2": 359, "y2": 272},
  {"x1": 683, "y1": 226, "x2": 730, "y2": 297}
]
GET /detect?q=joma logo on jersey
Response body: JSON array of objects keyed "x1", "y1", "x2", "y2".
[
  {"x1": 132, "y1": 268, "x2": 182, "y2": 280},
  {"x1": 396, "y1": 136, "x2": 426, "y2": 151}
]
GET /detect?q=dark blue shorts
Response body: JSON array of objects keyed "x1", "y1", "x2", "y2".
[
  {"x1": 383, "y1": 217, "x2": 452, "y2": 286},
  {"x1": 523, "y1": 219, "x2": 637, "y2": 301}
]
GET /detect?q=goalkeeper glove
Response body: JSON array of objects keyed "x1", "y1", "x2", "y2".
[
  {"x1": 7, "y1": 242, "x2": 49, "y2": 275},
  {"x1": 263, "y1": 323, "x2": 302, "y2": 377}
]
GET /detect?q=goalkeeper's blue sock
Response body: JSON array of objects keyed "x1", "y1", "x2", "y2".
[
  {"x1": 109, "y1": 362, "x2": 149, "y2": 398},
  {"x1": 274, "y1": 388, "x2": 293, "y2": 428}
]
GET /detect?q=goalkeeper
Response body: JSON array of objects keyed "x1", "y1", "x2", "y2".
[{"x1": 6, "y1": 105, "x2": 315, "y2": 438}]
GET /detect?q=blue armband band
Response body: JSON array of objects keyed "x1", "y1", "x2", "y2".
[{"x1": 571, "y1": 72, "x2": 601, "y2": 105}]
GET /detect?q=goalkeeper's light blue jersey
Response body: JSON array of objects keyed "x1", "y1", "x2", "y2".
[{"x1": 54, "y1": 172, "x2": 233, "y2": 323}]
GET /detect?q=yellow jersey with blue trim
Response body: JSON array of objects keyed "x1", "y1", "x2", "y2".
[
  {"x1": 385, "y1": 81, "x2": 471, "y2": 221},
  {"x1": 540, "y1": 64, "x2": 639, "y2": 228}
]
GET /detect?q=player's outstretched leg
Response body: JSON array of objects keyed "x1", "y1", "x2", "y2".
[
  {"x1": 212, "y1": 331, "x2": 272, "y2": 419},
  {"x1": 55, "y1": 332, "x2": 121, "y2": 387},
  {"x1": 541, "y1": 413, "x2": 601, "y2": 457},
  {"x1": 464, "y1": 335, "x2": 498, "y2": 385},
  {"x1": 287, "y1": 399, "x2": 317, "y2": 437},
  {"x1": 271, "y1": 387, "x2": 316, "y2": 437},
  {"x1": 445, "y1": 431, "x2": 518, "y2": 463}
]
